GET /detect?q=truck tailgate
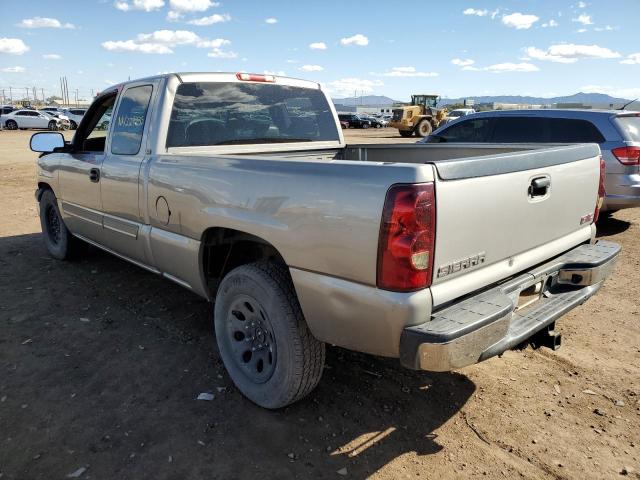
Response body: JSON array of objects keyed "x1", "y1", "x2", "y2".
[{"x1": 430, "y1": 144, "x2": 601, "y2": 307}]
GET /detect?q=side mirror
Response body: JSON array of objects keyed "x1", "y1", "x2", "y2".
[{"x1": 30, "y1": 132, "x2": 65, "y2": 153}]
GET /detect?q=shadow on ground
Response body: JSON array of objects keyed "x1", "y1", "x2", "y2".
[
  {"x1": 0, "y1": 233, "x2": 475, "y2": 479},
  {"x1": 596, "y1": 214, "x2": 631, "y2": 237}
]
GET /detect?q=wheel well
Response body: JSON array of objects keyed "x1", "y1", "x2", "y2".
[
  {"x1": 201, "y1": 227, "x2": 286, "y2": 297},
  {"x1": 36, "y1": 182, "x2": 52, "y2": 201}
]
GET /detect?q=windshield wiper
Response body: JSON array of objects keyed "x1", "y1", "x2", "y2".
[{"x1": 214, "y1": 138, "x2": 313, "y2": 145}]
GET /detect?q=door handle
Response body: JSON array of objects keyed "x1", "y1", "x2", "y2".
[
  {"x1": 89, "y1": 168, "x2": 100, "y2": 183},
  {"x1": 528, "y1": 176, "x2": 550, "y2": 197}
]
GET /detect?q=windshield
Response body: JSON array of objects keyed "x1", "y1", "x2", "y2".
[
  {"x1": 167, "y1": 82, "x2": 340, "y2": 147},
  {"x1": 614, "y1": 115, "x2": 640, "y2": 142},
  {"x1": 449, "y1": 111, "x2": 464, "y2": 118}
]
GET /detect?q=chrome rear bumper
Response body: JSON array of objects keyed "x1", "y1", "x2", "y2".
[{"x1": 400, "y1": 240, "x2": 620, "y2": 371}]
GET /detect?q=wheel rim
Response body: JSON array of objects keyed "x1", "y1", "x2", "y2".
[
  {"x1": 419, "y1": 122, "x2": 431, "y2": 136},
  {"x1": 49, "y1": 122, "x2": 56, "y2": 131},
  {"x1": 225, "y1": 294, "x2": 277, "y2": 384},
  {"x1": 46, "y1": 205, "x2": 61, "y2": 245},
  {"x1": 8, "y1": 121, "x2": 16, "y2": 130}
]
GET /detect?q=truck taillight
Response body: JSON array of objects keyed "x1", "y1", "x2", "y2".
[
  {"x1": 236, "y1": 72, "x2": 276, "y2": 83},
  {"x1": 377, "y1": 183, "x2": 436, "y2": 292},
  {"x1": 594, "y1": 155, "x2": 606, "y2": 222},
  {"x1": 611, "y1": 146, "x2": 640, "y2": 165}
]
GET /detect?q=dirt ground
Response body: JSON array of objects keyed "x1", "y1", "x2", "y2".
[{"x1": 0, "y1": 128, "x2": 638, "y2": 480}]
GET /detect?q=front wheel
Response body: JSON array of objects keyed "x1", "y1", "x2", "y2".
[
  {"x1": 214, "y1": 262, "x2": 325, "y2": 409},
  {"x1": 415, "y1": 119, "x2": 433, "y2": 138},
  {"x1": 39, "y1": 189, "x2": 84, "y2": 260},
  {"x1": 48, "y1": 120, "x2": 57, "y2": 131},
  {"x1": 70, "y1": 120, "x2": 78, "y2": 130},
  {"x1": 6, "y1": 120, "x2": 17, "y2": 130}
]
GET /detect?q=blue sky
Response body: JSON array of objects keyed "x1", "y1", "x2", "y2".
[{"x1": 0, "y1": 0, "x2": 639, "y2": 102}]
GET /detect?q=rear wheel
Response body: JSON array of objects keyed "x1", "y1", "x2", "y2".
[
  {"x1": 214, "y1": 261, "x2": 325, "y2": 409},
  {"x1": 362, "y1": 123, "x2": 370, "y2": 129},
  {"x1": 70, "y1": 120, "x2": 78, "y2": 130},
  {"x1": 5, "y1": 120, "x2": 17, "y2": 130},
  {"x1": 399, "y1": 129, "x2": 414, "y2": 138},
  {"x1": 415, "y1": 119, "x2": 433, "y2": 138}
]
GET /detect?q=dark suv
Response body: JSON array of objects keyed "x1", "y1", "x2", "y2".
[
  {"x1": 422, "y1": 109, "x2": 640, "y2": 212},
  {"x1": 338, "y1": 113, "x2": 371, "y2": 129}
]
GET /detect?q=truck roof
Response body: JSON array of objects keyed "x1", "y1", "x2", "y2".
[{"x1": 103, "y1": 72, "x2": 323, "y2": 93}]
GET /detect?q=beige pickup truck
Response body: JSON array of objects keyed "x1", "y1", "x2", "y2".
[{"x1": 30, "y1": 72, "x2": 620, "y2": 408}]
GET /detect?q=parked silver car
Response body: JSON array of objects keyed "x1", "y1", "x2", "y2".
[{"x1": 421, "y1": 109, "x2": 640, "y2": 212}]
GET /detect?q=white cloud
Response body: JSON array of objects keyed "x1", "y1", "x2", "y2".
[
  {"x1": 451, "y1": 58, "x2": 475, "y2": 67},
  {"x1": 187, "y1": 13, "x2": 230, "y2": 25},
  {"x1": 525, "y1": 44, "x2": 620, "y2": 63},
  {"x1": 138, "y1": 30, "x2": 200, "y2": 45},
  {"x1": 340, "y1": 34, "x2": 368, "y2": 46},
  {"x1": 484, "y1": 62, "x2": 539, "y2": 73},
  {"x1": 42, "y1": 53, "x2": 61, "y2": 59},
  {"x1": 102, "y1": 40, "x2": 173, "y2": 54},
  {"x1": 491, "y1": 8, "x2": 501, "y2": 19},
  {"x1": 1, "y1": 66, "x2": 26, "y2": 73},
  {"x1": 102, "y1": 30, "x2": 221, "y2": 54},
  {"x1": 374, "y1": 66, "x2": 438, "y2": 77},
  {"x1": 594, "y1": 25, "x2": 615, "y2": 32},
  {"x1": 502, "y1": 12, "x2": 539, "y2": 29},
  {"x1": 299, "y1": 64, "x2": 324, "y2": 72},
  {"x1": 115, "y1": 0, "x2": 165, "y2": 12},
  {"x1": 264, "y1": 70, "x2": 286, "y2": 76},
  {"x1": 0, "y1": 38, "x2": 29, "y2": 55},
  {"x1": 17, "y1": 17, "x2": 75, "y2": 29},
  {"x1": 541, "y1": 19, "x2": 558, "y2": 27},
  {"x1": 309, "y1": 42, "x2": 327, "y2": 50},
  {"x1": 462, "y1": 8, "x2": 488, "y2": 16},
  {"x1": 207, "y1": 48, "x2": 237, "y2": 58},
  {"x1": 169, "y1": 0, "x2": 217, "y2": 11},
  {"x1": 573, "y1": 13, "x2": 593, "y2": 25},
  {"x1": 577, "y1": 1, "x2": 587, "y2": 7},
  {"x1": 576, "y1": 28, "x2": 587, "y2": 33},
  {"x1": 326, "y1": 78, "x2": 383, "y2": 97},
  {"x1": 621, "y1": 53, "x2": 640, "y2": 65},
  {"x1": 265, "y1": 17, "x2": 278, "y2": 24}
]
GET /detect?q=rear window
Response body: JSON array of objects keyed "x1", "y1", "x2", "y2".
[
  {"x1": 614, "y1": 115, "x2": 640, "y2": 142},
  {"x1": 548, "y1": 118, "x2": 604, "y2": 143},
  {"x1": 167, "y1": 82, "x2": 339, "y2": 147}
]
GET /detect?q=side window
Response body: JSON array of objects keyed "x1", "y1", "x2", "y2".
[
  {"x1": 440, "y1": 118, "x2": 493, "y2": 142},
  {"x1": 491, "y1": 117, "x2": 549, "y2": 142},
  {"x1": 111, "y1": 85, "x2": 153, "y2": 155},
  {"x1": 16, "y1": 111, "x2": 27, "y2": 116},
  {"x1": 548, "y1": 118, "x2": 605, "y2": 143}
]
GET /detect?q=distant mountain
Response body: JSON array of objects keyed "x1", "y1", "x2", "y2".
[
  {"x1": 439, "y1": 92, "x2": 630, "y2": 106},
  {"x1": 332, "y1": 95, "x2": 398, "y2": 106},
  {"x1": 332, "y1": 92, "x2": 631, "y2": 107}
]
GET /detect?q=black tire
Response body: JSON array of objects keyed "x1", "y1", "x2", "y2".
[
  {"x1": 214, "y1": 261, "x2": 325, "y2": 409},
  {"x1": 362, "y1": 123, "x2": 370, "y2": 129},
  {"x1": 48, "y1": 120, "x2": 57, "y2": 131},
  {"x1": 415, "y1": 119, "x2": 433, "y2": 138},
  {"x1": 39, "y1": 189, "x2": 83, "y2": 260},
  {"x1": 399, "y1": 130, "x2": 414, "y2": 138},
  {"x1": 6, "y1": 120, "x2": 17, "y2": 130},
  {"x1": 70, "y1": 120, "x2": 78, "y2": 130}
]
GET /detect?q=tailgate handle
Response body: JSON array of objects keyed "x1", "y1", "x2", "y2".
[{"x1": 529, "y1": 176, "x2": 550, "y2": 197}]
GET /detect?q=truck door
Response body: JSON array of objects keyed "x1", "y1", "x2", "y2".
[
  {"x1": 98, "y1": 81, "x2": 157, "y2": 263},
  {"x1": 57, "y1": 92, "x2": 117, "y2": 242}
]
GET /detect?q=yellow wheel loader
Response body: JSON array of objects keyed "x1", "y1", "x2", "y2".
[{"x1": 389, "y1": 94, "x2": 447, "y2": 138}]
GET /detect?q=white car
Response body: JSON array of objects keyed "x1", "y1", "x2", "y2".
[
  {"x1": 62, "y1": 108, "x2": 87, "y2": 129},
  {"x1": 445, "y1": 108, "x2": 476, "y2": 123},
  {"x1": 3, "y1": 109, "x2": 68, "y2": 131}
]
